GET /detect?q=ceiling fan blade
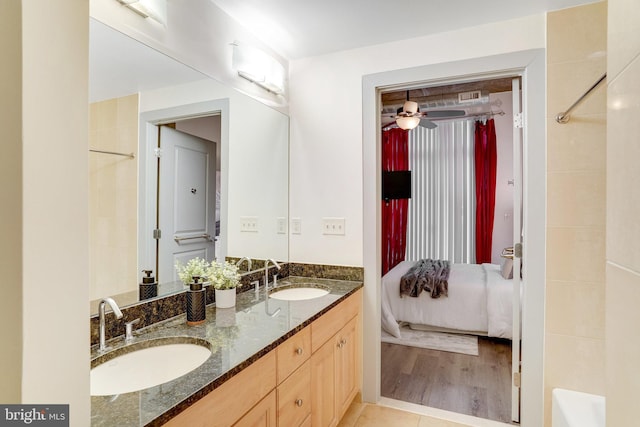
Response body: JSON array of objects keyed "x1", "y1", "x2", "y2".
[
  {"x1": 381, "y1": 117, "x2": 397, "y2": 127},
  {"x1": 419, "y1": 118, "x2": 437, "y2": 129},
  {"x1": 423, "y1": 110, "x2": 466, "y2": 118}
]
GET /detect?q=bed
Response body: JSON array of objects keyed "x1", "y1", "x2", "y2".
[{"x1": 382, "y1": 260, "x2": 519, "y2": 339}]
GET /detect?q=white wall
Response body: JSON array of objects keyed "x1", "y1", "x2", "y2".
[
  {"x1": 288, "y1": 15, "x2": 545, "y2": 266},
  {"x1": 21, "y1": 1, "x2": 90, "y2": 424},
  {"x1": 491, "y1": 91, "x2": 515, "y2": 264},
  {"x1": 90, "y1": 0, "x2": 289, "y2": 111},
  {"x1": 139, "y1": 79, "x2": 289, "y2": 262},
  {"x1": 292, "y1": 15, "x2": 547, "y2": 426}
]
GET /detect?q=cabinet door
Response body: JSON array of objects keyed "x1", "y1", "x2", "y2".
[
  {"x1": 310, "y1": 338, "x2": 337, "y2": 427},
  {"x1": 335, "y1": 316, "x2": 358, "y2": 419},
  {"x1": 234, "y1": 390, "x2": 277, "y2": 427},
  {"x1": 278, "y1": 360, "x2": 311, "y2": 427},
  {"x1": 299, "y1": 415, "x2": 311, "y2": 427},
  {"x1": 311, "y1": 291, "x2": 361, "y2": 352}
]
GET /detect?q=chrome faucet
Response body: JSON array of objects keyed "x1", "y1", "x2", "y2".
[
  {"x1": 264, "y1": 259, "x2": 282, "y2": 317},
  {"x1": 264, "y1": 258, "x2": 281, "y2": 292},
  {"x1": 98, "y1": 297, "x2": 123, "y2": 352},
  {"x1": 235, "y1": 256, "x2": 252, "y2": 272}
]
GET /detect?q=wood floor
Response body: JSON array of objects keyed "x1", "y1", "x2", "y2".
[{"x1": 381, "y1": 337, "x2": 514, "y2": 424}]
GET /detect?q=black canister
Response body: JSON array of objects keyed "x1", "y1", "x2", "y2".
[
  {"x1": 139, "y1": 269, "x2": 158, "y2": 300},
  {"x1": 187, "y1": 276, "x2": 206, "y2": 326}
]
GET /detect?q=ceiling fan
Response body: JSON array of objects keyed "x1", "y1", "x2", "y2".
[{"x1": 384, "y1": 92, "x2": 466, "y2": 130}]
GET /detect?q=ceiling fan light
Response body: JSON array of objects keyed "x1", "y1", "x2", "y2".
[
  {"x1": 403, "y1": 100, "x2": 419, "y2": 115},
  {"x1": 396, "y1": 116, "x2": 420, "y2": 130}
]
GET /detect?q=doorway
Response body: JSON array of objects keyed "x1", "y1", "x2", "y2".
[
  {"x1": 378, "y1": 77, "x2": 521, "y2": 424},
  {"x1": 156, "y1": 119, "x2": 220, "y2": 284},
  {"x1": 138, "y1": 99, "x2": 230, "y2": 285},
  {"x1": 362, "y1": 49, "x2": 546, "y2": 427}
]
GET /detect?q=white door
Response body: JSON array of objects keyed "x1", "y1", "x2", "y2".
[
  {"x1": 511, "y1": 77, "x2": 523, "y2": 423},
  {"x1": 157, "y1": 126, "x2": 216, "y2": 284}
]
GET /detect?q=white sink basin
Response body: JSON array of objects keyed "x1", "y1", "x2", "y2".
[
  {"x1": 270, "y1": 286, "x2": 329, "y2": 301},
  {"x1": 91, "y1": 338, "x2": 211, "y2": 396}
]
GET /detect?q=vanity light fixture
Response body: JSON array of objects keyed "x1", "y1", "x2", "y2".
[
  {"x1": 232, "y1": 42, "x2": 285, "y2": 95},
  {"x1": 116, "y1": 0, "x2": 167, "y2": 25}
]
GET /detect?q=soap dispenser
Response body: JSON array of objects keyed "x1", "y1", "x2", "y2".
[
  {"x1": 139, "y1": 269, "x2": 157, "y2": 300},
  {"x1": 187, "y1": 276, "x2": 206, "y2": 326}
]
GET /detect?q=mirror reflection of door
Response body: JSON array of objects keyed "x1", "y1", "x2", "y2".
[{"x1": 156, "y1": 118, "x2": 220, "y2": 284}]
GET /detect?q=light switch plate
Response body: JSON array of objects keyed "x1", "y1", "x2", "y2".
[
  {"x1": 291, "y1": 218, "x2": 302, "y2": 235},
  {"x1": 322, "y1": 217, "x2": 345, "y2": 235},
  {"x1": 276, "y1": 217, "x2": 287, "y2": 234},
  {"x1": 240, "y1": 216, "x2": 259, "y2": 232}
]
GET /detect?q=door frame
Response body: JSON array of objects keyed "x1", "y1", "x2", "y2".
[
  {"x1": 362, "y1": 49, "x2": 546, "y2": 426},
  {"x1": 138, "y1": 99, "x2": 230, "y2": 276}
]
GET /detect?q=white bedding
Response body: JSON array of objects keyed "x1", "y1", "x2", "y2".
[{"x1": 382, "y1": 261, "x2": 517, "y2": 339}]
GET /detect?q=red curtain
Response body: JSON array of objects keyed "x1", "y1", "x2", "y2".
[
  {"x1": 382, "y1": 128, "x2": 409, "y2": 276},
  {"x1": 474, "y1": 119, "x2": 497, "y2": 264}
]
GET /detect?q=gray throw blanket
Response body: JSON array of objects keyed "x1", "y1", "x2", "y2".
[{"x1": 399, "y1": 259, "x2": 450, "y2": 299}]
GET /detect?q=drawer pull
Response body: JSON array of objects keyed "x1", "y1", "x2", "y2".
[
  {"x1": 340, "y1": 338, "x2": 347, "y2": 345},
  {"x1": 295, "y1": 347, "x2": 304, "y2": 355},
  {"x1": 295, "y1": 399, "x2": 303, "y2": 407}
]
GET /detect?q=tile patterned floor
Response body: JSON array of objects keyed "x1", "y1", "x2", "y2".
[{"x1": 338, "y1": 401, "x2": 471, "y2": 427}]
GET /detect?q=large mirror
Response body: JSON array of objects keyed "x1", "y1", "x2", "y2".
[{"x1": 89, "y1": 19, "x2": 289, "y2": 314}]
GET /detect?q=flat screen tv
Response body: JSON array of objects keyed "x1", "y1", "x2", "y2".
[{"x1": 382, "y1": 170, "x2": 411, "y2": 201}]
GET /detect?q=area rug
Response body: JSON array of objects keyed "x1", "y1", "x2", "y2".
[{"x1": 381, "y1": 326, "x2": 479, "y2": 356}]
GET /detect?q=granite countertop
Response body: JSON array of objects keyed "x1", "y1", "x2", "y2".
[{"x1": 90, "y1": 276, "x2": 363, "y2": 426}]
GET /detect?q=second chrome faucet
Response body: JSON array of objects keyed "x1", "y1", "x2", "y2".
[
  {"x1": 264, "y1": 258, "x2": 281, "y2": 292},
  {"x1": 264, "y1": 259, "x2": 282, "y2": 318}
]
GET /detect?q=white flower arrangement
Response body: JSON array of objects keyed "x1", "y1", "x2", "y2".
[
  {"x1": 175, "y1": 257, "x2": 210, "y2": 285},
  {"x1": 207, "y1": 261, "x2": 241, "y2": 290}
]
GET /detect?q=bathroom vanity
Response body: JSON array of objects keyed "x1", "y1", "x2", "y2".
[{"x1": 90, "y1": 277, "x2": 362, "y2": 426}]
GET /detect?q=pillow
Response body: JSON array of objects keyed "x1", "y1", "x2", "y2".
[{"x1": 500, "y1": 257, "x2": 514, "y2": 279}]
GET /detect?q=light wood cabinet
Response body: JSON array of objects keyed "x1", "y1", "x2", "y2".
[
  {"x1": 334, "y1": 316, "x2": 358, "y2": 418},
  {"x1": 276, "y1": 326, "x2": 311, "y2": 383},
  {"x1": 277, "y1": 359, "x2": 311, "y2": 426},
  {"x1": 164, "y1": 351, "x2": 277, "y2": 427},
  {"x1": 234, "y1": 390, "x2": 277, "y2": 427},
  {"x1": 310, "y1": 335, "x2": 337, "y2": 427},
  {"x1": 311, "y1": 290, "x2": 361, "y2": 353},
  {"x1": 300, "y1": 415, "x2": 312, "y2": 427},
  {"x1": 163, "y1": 289, "x2": 361, "y2": 427},
  {"x1": 310, "y1": 290, "x2": 362, "y2": 427}
]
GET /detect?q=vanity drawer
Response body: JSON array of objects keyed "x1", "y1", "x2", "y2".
[
  {"x1": 277, "y1": 359, "x2": 311, "y2": 427},
  {"x1": 311, "y1": 290, "x2": 361, "y2": 352},
  {"x1": 164, "y1": 350, "x2": 276, "y2": 427},
  {"x1": 276, "y1": 326, "x2": 311, "y2": 383}
]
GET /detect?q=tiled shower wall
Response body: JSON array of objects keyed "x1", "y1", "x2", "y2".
[
  {"x1": 606, "y1": 0, "x2": 640, "y2": 426},
  {"x1": 89, "y1": 94, "x2": 139, "y2": 304},
  {"x1": 545, "y1": 2, "x2": 607, "y2": 426}
]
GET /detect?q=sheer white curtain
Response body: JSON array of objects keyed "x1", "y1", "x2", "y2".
[{"x1": 406, "y1": 120, "x2": 476, "y2": 263}]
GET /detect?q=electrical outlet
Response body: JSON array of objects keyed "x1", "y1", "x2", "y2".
[
  {"x1": 322, "y1": 217, "x2": 345, "y2": 235},
  {"x1": 291, "y1": 218, "x2": 302, "y2": 235},
  {"x1": 240, "y1": 216, "x2": 259, "y2": 232},
  {"x1": 277, "y1": 217, "x2": 287, "y2": 234}
]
